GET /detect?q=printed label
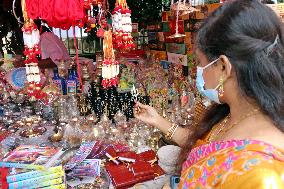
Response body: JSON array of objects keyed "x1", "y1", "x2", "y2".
[{"x1": 67, "y1": 80, "x2": 77, "y2": 94}]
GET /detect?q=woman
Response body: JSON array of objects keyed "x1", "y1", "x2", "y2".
[{"x1": 135, "y1": 0, "x2": 284, "y2": 188}]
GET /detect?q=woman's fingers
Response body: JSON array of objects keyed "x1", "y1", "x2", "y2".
[
  {"x1": 135, "y1": 101, "x2": 150, "y2": 110},
  {"x1": 134, "y1": 112, "x2": 146, "y2": 121}
]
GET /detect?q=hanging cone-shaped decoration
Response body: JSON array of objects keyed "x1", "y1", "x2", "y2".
[
  {"x1": 21, "y1": 0, "x2": 44, "y2": 100},
  {"x1": 112, "y1": 0, "x2": 135, "y2": 51},
  {"x1": 101, "y1": 30, "x2": 120, "y2": 88},
  {"x1": 168, "y1": 0, "x2": 199, "y2": 39},
  {"x1": 168, "y1": 6, "x2": 186, "y2": 39},
  {"x1": 171, "y1": 0, "x2": 199, "y2": 12}
]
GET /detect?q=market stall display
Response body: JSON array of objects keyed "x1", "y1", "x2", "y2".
[{"x1": 0, "y1": 0, "x2": 222, "y2": 188}]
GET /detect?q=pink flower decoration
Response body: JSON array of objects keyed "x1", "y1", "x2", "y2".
[{"x1": 97, "y1": 28, "x2": 105, "y2": 38}]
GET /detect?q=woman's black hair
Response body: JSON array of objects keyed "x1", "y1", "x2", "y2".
[
  {"x1": 34, "y1": 19, "x2": 52, "y2": 34},
  {"x1": 184, "y1": 0, "x2": 284, "y2": 154}
]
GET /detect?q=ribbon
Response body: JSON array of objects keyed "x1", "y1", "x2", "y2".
[{"x1": 73, "y1": 26, "x2": 83, "y2": 91}]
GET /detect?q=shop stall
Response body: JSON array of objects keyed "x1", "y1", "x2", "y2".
[{"x1": 0, "y1": 0, "x2": 225, "y2": 188}]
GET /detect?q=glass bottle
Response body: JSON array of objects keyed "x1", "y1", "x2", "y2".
[
  {"x1": 66, "y1": 69, "x2": 78, "y2": 95},
  {"x1": 52, "y1": 69, "x2": 66, "y2": 95}
]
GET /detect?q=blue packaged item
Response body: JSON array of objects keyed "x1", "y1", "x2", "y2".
[
  {"x1": 66, "y1": 69, "x2": 78, "y2": 95},
  {"x1": 52, "y1": 69, "x2": 66, "y2": 95}
]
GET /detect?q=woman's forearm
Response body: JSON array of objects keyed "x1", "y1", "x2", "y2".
[{"x1": 153, "y1": 116, "x2": 191, "y2": 147}]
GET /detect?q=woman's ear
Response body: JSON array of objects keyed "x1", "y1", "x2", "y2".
[{"x1": 219, "y1": 55, "x2": 232, "y2": 80}]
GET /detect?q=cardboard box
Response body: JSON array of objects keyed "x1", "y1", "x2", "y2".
[
  {"x1": 169, "y1": 20, "x2": 185, "y2": 34},
  {"x1": 166, "y1": 43, "x2": 186, "y2": 55},
  {"x1": 185, "y1": 32, "x2": 191, "y2": 44},
  {"x1": 167, "y1": 52, "x2": 188, "y2": 66},
  {"x1": 150, "y1": 50, "x2": 167, "y2": 61}
]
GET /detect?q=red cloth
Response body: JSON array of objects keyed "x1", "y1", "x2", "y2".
[
  {"x1": 25, "y1": 0, "x2": 86, "y2": 29},
  {"x1": 40, "y1": 32, "x2": 70, "y2": 65}
]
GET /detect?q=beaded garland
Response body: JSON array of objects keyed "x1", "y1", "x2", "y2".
[
  {"x1": 22, "y1": 0, "x2": 44, "y2": 100},
  {"x1": 101, "y1": 30, "x2": 120, "y2": 89},
  {"x1": 112, "y1": 0, "x2": 135, "y2": 51}
]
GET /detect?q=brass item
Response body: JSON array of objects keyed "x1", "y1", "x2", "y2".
[
  {"x1": 20, "y1": 126, "x2": 47, "y2": 138},
  {"x1": 50, "y1": 132, "x2": 64, "y2": 142}
]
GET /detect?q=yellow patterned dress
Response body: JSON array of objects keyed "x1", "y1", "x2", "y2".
[{"x1": 178, "y1": 139, "x2": 284, "y2": 189}]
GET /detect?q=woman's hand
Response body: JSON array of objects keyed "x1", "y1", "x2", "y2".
[
  {"x1": 134, "y1": 102, "x2": 163, "y2": 127},
  {"x1": 134, "y1": 102, "x2": 190, "y2": 147}
]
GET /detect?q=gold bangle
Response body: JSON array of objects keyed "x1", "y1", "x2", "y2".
[{"x1": 165, "y1": 123, "x2": 179, "y2": 141}]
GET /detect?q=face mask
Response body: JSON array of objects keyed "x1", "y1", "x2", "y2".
[{"x1": 196, "y1": 58, "x2": 222, "y2": 104}]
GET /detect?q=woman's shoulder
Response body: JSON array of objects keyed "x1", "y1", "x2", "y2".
[
  {"x1": 221, "y1": 163, "x2": 284, "y2": 189},
  {"x1": 179, "y1": 139, "x2": 284, "y2": 189}
]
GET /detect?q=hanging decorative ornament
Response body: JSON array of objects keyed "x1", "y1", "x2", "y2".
[
  {"x1": 171, "y1": 0, "x2": 199, "y2": 13},
  {"x1": 21, "y1": 0, "x2": 44, "y2": 100},
  {"x1": 101, "y1": 30, "x2": 119, "y2": 88},
  {"x1": 112, "y1": 2, "x2": 123, "y2": 49},
  {"x1": 112, "y1": 0, "x2": 135, "y2": 51},
  {"x1": 97, "y1": 27, "x2": 105, "y2": 38},
  {"x1": 169, "y1": 0, "x2": 198, "y2": 38},
  {"x1": 84, "y1": 0, "x2": 109, "y2": 39}
]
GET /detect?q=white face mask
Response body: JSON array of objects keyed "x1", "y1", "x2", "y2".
[{"x1": 196, "y1": 58, "x2": 223, "y2": 104}]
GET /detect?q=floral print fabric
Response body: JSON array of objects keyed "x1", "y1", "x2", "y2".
[{"x1": 179, "y1": 139, "x2": 284, "y2": 189}]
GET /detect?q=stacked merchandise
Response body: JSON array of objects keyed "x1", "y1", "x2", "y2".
[
  {"x1": 147, "y1": 3, "x2": 221, "y2": 74},
  {"x1": 0, "y1": 145, "x2": 65, "y2": 189},
  {"x1": 64, "y1": 141, "x2": 105, "y2": 188},
  {"x1": 1, "y1": 166, "x2": 65, "y2": 189},
  {"x1": 105, "y1": 147, "x2": 165, "y2": 189},
  {"x1": 147, "y1": 23, "x2": 167, "y2": 64}
]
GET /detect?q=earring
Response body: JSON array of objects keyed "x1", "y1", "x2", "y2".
[{"x1": 218, "y1": 77, "x2": 224, "y2": 97}]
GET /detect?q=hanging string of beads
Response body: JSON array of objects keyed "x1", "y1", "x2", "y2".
[{"x1": 101, "y1": 30, "x2": 119, "y2": 88}]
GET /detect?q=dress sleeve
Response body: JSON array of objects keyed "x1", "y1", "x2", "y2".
[{"x1": 221, "y1": 167, "x2": 284, "y2": 189}]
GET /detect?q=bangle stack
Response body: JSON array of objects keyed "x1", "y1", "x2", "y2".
[{"x1": 165, "y1": 123, "x2": 179, "y2": 141}]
